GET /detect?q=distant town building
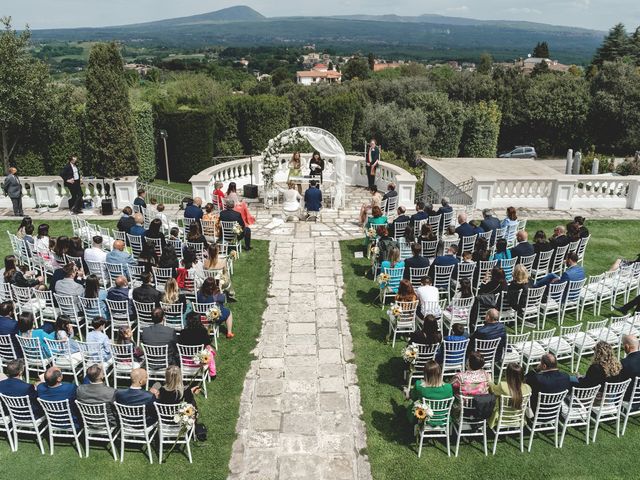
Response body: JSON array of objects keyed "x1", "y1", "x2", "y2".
[
  {"x1": 373, "y1": 61, "x2": 403, "y2": 72},
  {"x1": 124, "y1": 63, "x2": 152, "y2": 75},
  {"x1": 303, "y1": 44, "x2": 316, "y2": 51},
  {"x1": 496, "y1": 56, "x2": 571, "y2": 74},
  {"x1": 238, "y1": 58, "x2": 250, "y2": 67},
  {"x1": 296, "y1": 64, "x2": 342, "y2": 85}
]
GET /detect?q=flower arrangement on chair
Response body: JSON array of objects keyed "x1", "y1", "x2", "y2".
[
  {"x1": 366, "y1": 227, "x2": 376, "y2": 239},
  {"x1": 402, "y1": 343, "x2": 419, "y2": 366},
  {"x1": 205, "y1": 305, "x2": 221, "y2": 334},
  {"x1": 166, "y1": 401, "x2": 197, "y2": 458},
  {"x1": 412, "y1": 400, "x2": 434, "y2": 436},
  {"x1": 192, "y1": 348, "x2": 212, "y2": 367},
  {"x1": 387, "y1": 302, "x2": 402, "y2": 321},
  {"x1": 233, "y1": 222, "x2": 243, "y2": 240}
]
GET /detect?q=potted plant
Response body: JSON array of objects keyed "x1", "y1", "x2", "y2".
[
  {"x1": 35, "y1": 204, "x2": 48, "y2": 213},
  {"x1": 48, "y1": 204, "x2": 59, "y2": 213}
]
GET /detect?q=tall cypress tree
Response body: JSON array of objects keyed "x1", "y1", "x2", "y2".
[
  {"x1": 591, "y1": 23, "x2": 630, "y2": 67},
  {"x1": 84, "y1": 42, "x2": 137, "y2": 177}
]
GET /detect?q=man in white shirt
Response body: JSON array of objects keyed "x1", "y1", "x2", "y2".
[
  {"x1": 84, "y1": 236, "x2": 107, "y2": 264},
  {"x1": 416, "y1": 276, "x2": 441, "y2": 320}
]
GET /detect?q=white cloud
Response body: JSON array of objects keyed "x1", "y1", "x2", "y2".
[
  {"x1": 506, "y1": 7, "x2": 542, "y2": 15},
  {"x1": 445, "y1": 5, "x2": 470, "y2": 13}
]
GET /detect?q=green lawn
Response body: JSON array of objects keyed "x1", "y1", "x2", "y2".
[
  {"x1": 340, "y1": 220, "x2": 640, "y2": 480},
  {"x1": 0, "y1": 220, "x2": 269, "y2": 480},
  {"x1": 148, "y1": 179, "x2": 193, "y2": 196}
]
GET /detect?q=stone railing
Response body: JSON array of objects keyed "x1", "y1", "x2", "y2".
[
  {"x1": 190, "y1": 154, "x2": 417, "y2": 208},
  {"x1": 0, "y1": 176, "x2": 138, "y2": 212},
  {"x1": 472, "y1": 174, "x2": 640, "y2": 210}
]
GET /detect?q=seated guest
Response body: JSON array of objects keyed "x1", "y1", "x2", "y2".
[
  {"x1": 435, "y1": 323, "x2": 468, "y2": 364},
  {"x1": 128, "y1": 213, "x2": 146, "y2": 239},
  {"x1": 395, "y1": 279, "x2": 417, "y2": 305},
  {"x1": 534, "y1": 252, "x2": 585, "y2": 294},
  {"x1": 133, "y1": 271, "x2": 162, "y2": 306},
  {"x1": 469, "y1": 308, "x2": 506, "y2": 356},
  {"x1": 106, "y1": 240, "x2": 136, "y2": 278},
  {"x1": 365, "y1": 205, "x2": 387, "y2": 232},
  {"x1": 54, "y1": 262, "x2": 85, "y2": 298},
  {"x1": 144, "y1": 218, "x2": 166, "y2": 248},
  {"x1": 197, "y1": 277, "x2": 234, "y2": 339},
  {"x1": 525, "y1": 353, "x2": 572, "y2": 411},
  {"x1": 574, "y1": 216, "x2": 589, "y2": 238},
  {"x1": 408, "y1": 314, "x2": 442, "y2": 345},
  {"x1": 84, "y1": 236, "x2": 107, "y2": 264},
  {"x1": 428, "y1": 244, "x2": 459, "y2": 279},
  {"x1": 479, "y1": 208, "x2": 500, "y2": 238},
  {"x1": 184, "y1": 197, "x2": 204, "y2": 221},
  {"x1": 506, "y1": 264, "x2": 531, "y2": 313},
  {"x1": 133, "y1": 188, "x2": 147, "y2": 209},
  {"x1": 566, "y1": 222, "x2": 581, "y2": 242},
  {"x1": 380, "y1": 247, "x2": 404, "y2": 274},
  {"x1": 359, "y1": 186, "x2": 382, "y2": 226},
  {"x1": 490, "y1": 238, "x2": 513, "y2": 282},
  {"x1": 409, "y1": 201, "x2": 428, "y2": 226},
  {"x1": 577, "y1": 341, "x2": 621, "y2": 389},
  {"x1": 436, "y1": 197, "x2": 453, "y2": 217},
  {"x1": 4, "y1": 255, "x2": 44, "y2": 289},
  {"x1": 37, "y1": 366, "x2": 79, "y2": 426},
  {"x1": 140, "y1": 307, "x2": 178, "y2": 364},
  {"x1": 84, "y1": 275, "x2": 108, "y2": 318},
  {"x1": 417, "y1": 223, "x2": 437, "y2": 243},
  {"x1": 391, "y1": 207, "x2": 410, "y2": 238},
  {"x1": 304, "y1": 180, "x2": 323, "y2": 218},
  {"x1": 280, "y1": 181, "x2": 302, "y2": 219},
  {"x1": 117, "y1": 207, "x2": 135, "y2": 232},
  {"x1": 159, "y1": 244, "x2": 179, "y2": 277},
  {"x1": 423, "y1": 202, "x2": 436, "y2": 218},
  {"x1": 219, "y1": 199, "x2": 251, "y2": 251},
  {"x1": 179, "y1": 311, "x2": 211, "y2": 346},
  {"x1": 489, "y1": 363, "x2": 531, "y2": 428},
  {"x1": 0, "y1": 359, "x2": 42, "y2": 416},
  {"x1": 203, "y1": 243, "x2": 234, "y2": 298},
  {"x1": 455, "y1": 212, "x2": 474, "y2": 239},
  {"x1": 469, "y1": 220, "x2": 484, "y2": 235},
  {"x1": 382, "y1": 182, "x2": 398, "y2": 201},
  {"x1": 86, "y1": 317, "x2": 112, "y2": 361},
  {"x1": 510, "y1": 230, "x2": 534, "y2": 259},
  {"x1": 153, "y1": 365, "x2": 198, "y2": 408},
  {"x1": 472, "y1": 237, "x2": 490, "y2": 263},
  {"x1": 162, "y1": 278, "x2": 188, "y2": 311},
  {"x1": 23, "y1": 224, "x2": 35, "y2": 246},
  {"x1": 107, "y1": 275, "x2": 134, "y2": 312},
  {"x1": 55, "y1": 315, "x2": 81, "y2": 355},
  {"x1": 212, "y1": 181, "x2": 225, "y2": 210},
  {"x1": 407, "y1": 360, "x2": 454, "y2": 425},
  {"x1": 137, "y1": 240, "x2": 159, "y2": 273},
  {"x1": 185, "y1": 221, "x2": 209, "y2": 250},
  {"x1": 500, "y1": 206, "x2": 519, "y2": 242},
  {"x1": 416, "y1": 277, "x2": 441, "y2": 319},
  {"x1": 403, "y1": 243, "x2": 430, "y2": 280},
  {"x1": 77, "y1": 364, "x2": 117, "y2": 423},
  {"x1": 451, "y1": 351, "x2": 492, "y2": 397},
  {"x1": 115, "y1": 368, "x2": 157, "y2": 423},
  {"x1": 619, "y1": 335, "x2": 640, "y2": 401},
  {"x1": 17, "y1": 312, "x2": 54, "y2": 357},
  {"x1": 0, "y1": 301, "x2": 19, "y2": 352},
  {"x1": 549, "y1": 225, "x2": 570, "y2": 249}
]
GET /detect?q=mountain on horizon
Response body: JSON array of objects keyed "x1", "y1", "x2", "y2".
[{"x1": 28, "y1": 5, "x2": 605, "y2": 64}]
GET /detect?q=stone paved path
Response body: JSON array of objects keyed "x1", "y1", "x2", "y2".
[{"x1": 228, "y1": 238, "x2": 371, "y2": 480}]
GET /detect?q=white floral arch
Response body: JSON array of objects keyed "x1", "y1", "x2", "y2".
[{"x1": 262, "y1": 126, "x2": 346, "y2": 209}]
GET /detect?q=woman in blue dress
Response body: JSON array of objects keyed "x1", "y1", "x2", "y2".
[{"x1": 196, "y1": 277, "x2": 234, "y2": 339}]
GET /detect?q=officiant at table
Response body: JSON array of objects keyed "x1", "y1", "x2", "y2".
[{"x1": 309, "y1": 151, "x2": 325, "y2": 183}]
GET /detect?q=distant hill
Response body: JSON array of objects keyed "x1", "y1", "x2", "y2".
[{"x1": 29, "y1": 6, "x2": 605, "y2": 64}]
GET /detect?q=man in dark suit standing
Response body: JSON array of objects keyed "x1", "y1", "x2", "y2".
[
  {"x1": 61, "y1": 155, "x2": 83, "y2": 214},
  {"x1": 0, "y1": 359, "x2": 42, "y2": 416},
  {"x1": 115, "y1": 368, "x2": 157, "y2": 423},
  {"x1": 219, "y1": 199, "x2": 251, "y2": 250},
  {"x1": 77, "y1": 364, "x2": 117, "y2": 423},
  {"x1": 510, "y1": 231, "x2": 535, "y2": 259},
  {"x1": 141, "y1": 307, "x2": 179, "y2": 364},
  {"x1": 365, "y1": 138, "x2": 380, "y2": 189},
  {"x1": 525, "y1": 353, "x2": 572, "y2": 411},
  {"x1": 403, "y1": 243, "x2": 430, "y2": 280},
  {"x1": 304, "y1": 180, "x2": 323, "y2": 220},
  {"x1": 3, "y1": 167, "x2": 23, "y2": 216},
  {"x1": 619, "y1": 335, "x2": 640, "y2": 401}
]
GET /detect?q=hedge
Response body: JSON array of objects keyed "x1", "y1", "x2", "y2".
[
  {"x1": 313, "y1": 93, "x2": 358, "y2": 151},
  {"x1": 232, "y1": 95, "x2": 290, "y2": 154},
  {"x1": 155, "y1": 109, "x2": 215, "y2": 183},
  {"x1": 13, "y1": 151, "x2": 45, "y2": 176},
  {"x1": 461, "y1": 101, "x2": 502, "y2": 158}
]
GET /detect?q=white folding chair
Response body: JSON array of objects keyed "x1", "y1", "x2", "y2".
[
  {"x1": 442, "y1": 296, "x2": 474, "y2": 335},
  {"x1": 0, "y1": 393, "x2": 46, "y2": 454},
  {"x1": 161, "y1": 302, "x2": 185, "y2": 330},
  {"x1": 539, "y1": 282, "x2": 567, "y2": 329},
  {"x1": 459, "y1": 235, "x2": 477, "y2": 256},
  {"x1": 388, "y1": 300, "x2": 418, "y2": 348},
  {"x1": 573, "y1": 320, "x2": 609, "y2": 368},
  {"x1": 152, "y1": 267, "x2": 173, "y2": 292},
  {"x1": 17, "y1": 335, "x2": 52, "y2": 380},
  {"x1": 561, "y1": 279, "x2": 586, "y2": 325},
  {"x1": 492, "y1": 394, "x2": 531, "y2": 454},
  {"x1": 44, "y1": 338, "x2": 83, "y2": 385},
  {"x1": 220, "y1": 221, "x2": 242, "y2": 257},
  {"x1": 38, "y1": 398, "x2": 83, "y2": 457},
  {"x1": 0, "y1": 334, "x2": 19, "y2": 366},
  {"x1": 590, "y1": 379, "x2": 631, "y2": 442},
  {"x1": 141, "y1": 343, "x2": 169, "y2": 389},
  {"x1": 86, "y1": 261, "x2": 109, "y2": 288},
  {"x1": 531, "y1": 250, "x2": 554, "y2": 282},
  {"x1": 550, "y1": 245, "x2": 569, "y2": 276},
  {"x1": 155, "y1": 402, "x2": 195, "y2": 464},
  {"x1": 105, "y1": 299, "x2": 135, "y2": 341},
  {"x1": 441, "y1": 338, "x2": 469, "y2": 379},
  {"x1": 33, "y1": 289, "x2": 58, "y2": 326},
  {"x1": 129, "y1": 265, "x2": 146, "y2": 288},
  {"x1": 76, "y1": 400, "x2": 119, "y2": 460},
  {"x1": 177, "y1": 343, "x2": 211, "y2": 399},
  {"x1": 580, "y1": 273, "x2": 604, "y2": 318},
  {"x1": 106, "y1": 263, "x2": 128, "y2": 285},
  {"x1": 621, "y1": 376, "x2": 640, "y2": 436},
  {"x1": 454, "y1": 395, "x2": 488, "y2": 457},
  {"x1": 11, "y1": 285, "x2": 41, "y2": 319},
  {"x1": 79, "y1": 297, "x2": 107, "y2": 336},
  {"x1": 527, "y1": 390, "x2": 568, "y2": 451},
  {"x1": 77, "y1": 340, "x2": 114, "y2": 386},
  {"x1": 498, "y1": 332, "x2": 529, "y2": 383},
  {"x1": 110, "y1": 343, "x2": 139, "y2": 388},
  {"x1": 433, "y1": 264, "x2": 455, "y2": 304},
  {"x1": 547, "y1": 324, "x2": 581, "y2": 372},
  {"x1": 380, "y1": 266, "x2": 404, "y2": 307},
  {"x1": 133, "y1": 301, "x2": 155, "y2": 344},
  {"x1": 516, "y1": 286, "x2": 545, "y2": 333},
  {"x1": 420, "y1": 240, "x2": 438, "y2": 260},
  {"x1": 127, "y1": 234, "x2": 144, "y2": 258},
  {"x1": 475, "y1": 337, "x2": 501, "y2": 375},
  {"x1": 393, "y1": 221, "x2": 409, "y2": 242},
  {"x1": 409, "y1": 267, "x2": 430, "y2": 289},
  {"x1": 521, "y1": 328, "x2": 554, "y2": 373},
  {"x1": 404, "y1": 343, "x2": 439, "y2": 390},
  {"x1": 191, "y1": 302, "x2": 219, "y2": 350},
  {"x1": 518, "y1": 254, "x2": 536, "y2": 275},
  {"x1": 114, "y1": 402, "x2": 157, "y2": 464},
  {"x1": 53, "y1": 294, "x2": 86, "y2": 340},
  {"x1": 417, "y1": 396, "x2": 455, "y2": 458},
  {"x1": 576, "y1": 235, "x2": 590, "y2": 266},
  {"x1": 559, "y1": 385, "x2": 601, "y2": 446}
]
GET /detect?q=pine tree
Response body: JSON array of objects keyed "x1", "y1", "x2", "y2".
[
  {"x1": 532, "y1": 41, "x2": 550, "y2": 58},
  {"x1": 591, "y1": 23, "x2": 630, "y2": 67},
  {"x1": 630, "y1": 26, "x2": 640, "y2": 65},
  {"x1": 84, "y1": 42, "x2": 138, "y2": 178},
  {"x1": 367, "y1": 52, "x2": 375, "y2": 71}
]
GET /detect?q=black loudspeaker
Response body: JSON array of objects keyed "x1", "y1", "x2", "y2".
[
  {"x1": 101, "y1": 199, "x2": 113, "y2": 215},
  {"x1": 243, "y1": 184, "x2": 258, "y2": 199}
]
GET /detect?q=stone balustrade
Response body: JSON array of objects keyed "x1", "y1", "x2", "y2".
[
  {"x1": 472, "y1": 174, "x2": 640, "y2": 210},
  {"x1": 190, "y1": 154, "x2": 417, "y2": 208},
  {"x1": 0, "y1": 176, "x2": 138, "y2": 211}
]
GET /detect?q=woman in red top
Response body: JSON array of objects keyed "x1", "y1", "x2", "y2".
[{"x1": 212, "y1": 181, "x2": 225, "y2": 210}]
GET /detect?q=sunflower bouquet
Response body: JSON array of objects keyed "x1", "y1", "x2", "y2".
[
  {"x1": 412, "y1": 401, "x2": 434, "y2": 424},
  {"x1": 368, "y1": 244, "x2": 379, "y2": 260},
  {"x1": 366, "y1": 227, "x2": 377, "y2": 239},
  {"x1": 402, "y1": 344, "x2": 419, "y2": 365},
  {"x1": 192, "y1": 348, "x2": 212, "y2": 367},
  {"x1": 388, "y1": 302, "x2": 402, "y2": 320},
  {"x1": 230, "y1": 250, "x2": 238, "y2": 260},
  {"x1": 377, "y1": 272, "x2": 390, "y2": 287},
  {"x1": 206, "y1": 305, "x2": 221, "y2": 323},
  {"x1": 233, "y1": 222, "x2": 243, "y2": 239},
  {"x1": 173, "y1": 402, "x2": 197, "y2": 428}
]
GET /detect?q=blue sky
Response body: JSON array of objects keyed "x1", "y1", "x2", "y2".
[{"x1": 2, "y1": 0, "x2": 638, "y2": 31}]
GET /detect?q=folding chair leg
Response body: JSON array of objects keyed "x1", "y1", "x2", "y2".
[
  {"x1": 527, "y1": 428, "x2": 534, "y2": 452},
  {"x1": 147, "y1": 440, "x2": 154, "y2": 464},
  {"x1": 120, "y1": 437, "x2": 125, "y2": 462},
  {"x1": 622, "y1": 410, "x2": 630, "y2": 436},
  {"x1": 492, "y1": 430, "x2": 499, "y2": 455}
]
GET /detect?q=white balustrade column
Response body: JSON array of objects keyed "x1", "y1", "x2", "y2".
[
  {"x1": 472, "y1": 177, "x2": 495, "y2": 209},
  {"x1": 30, "y1": 176, "x2": 60, "y2": 207},
  {"x1": 112, "y1": 176, "x2": 138, "y2": 209},
  {"x1": 626, "y1": 179, "x2": 640, "y2": 209},
  {"x1": 190, "y1": 175, "x2": 212, "y2": 201},
  {"x1": 396, "y1": 173, "x2": 416, "y2": 207},
  {"x1": 550, "y1": 178, "x2": 576, "y2": 210}
]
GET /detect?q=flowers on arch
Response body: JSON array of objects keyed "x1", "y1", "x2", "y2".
[{"x1": 261, "y1": 129, "x2": 306, "y2": 192}]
